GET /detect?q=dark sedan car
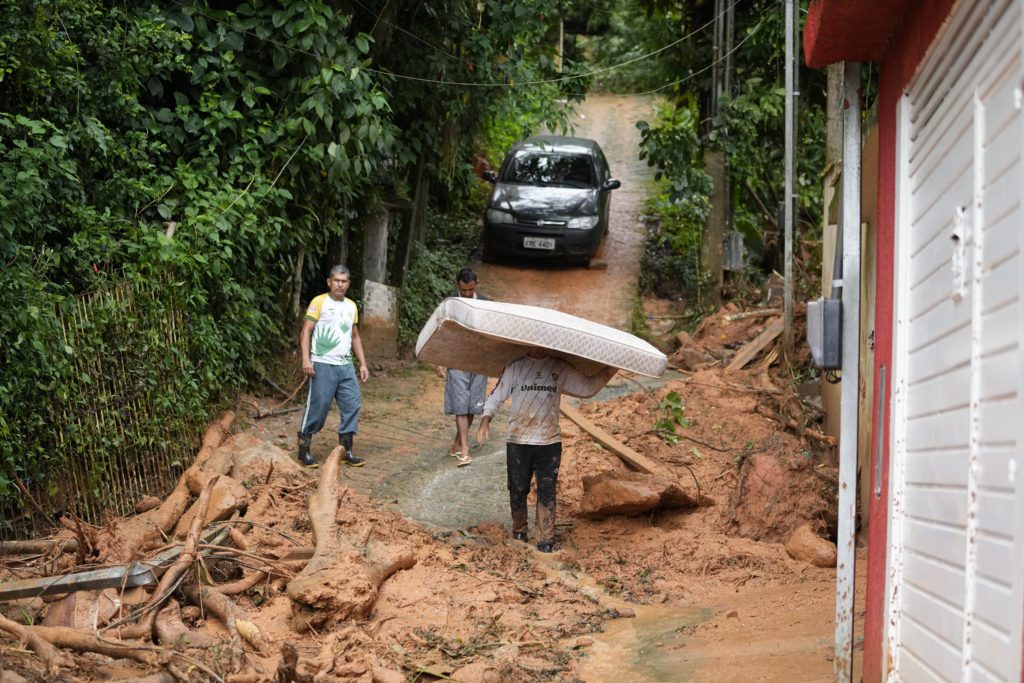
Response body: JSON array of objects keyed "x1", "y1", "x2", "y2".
[{"x1": 481, "y1": 135, "x2": 621, "y2": 266}]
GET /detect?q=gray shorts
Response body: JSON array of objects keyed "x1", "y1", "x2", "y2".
[{"x1": 444, "y1": 369, "x2": 486, "y2": 415}]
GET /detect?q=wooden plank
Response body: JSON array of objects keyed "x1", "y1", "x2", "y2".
[
  {"x1": 725, "y1": 318, "x2": 784, "y2": 371},
  {"x1": 560, "y1": 402, "x2": 666, "y2": 477}
]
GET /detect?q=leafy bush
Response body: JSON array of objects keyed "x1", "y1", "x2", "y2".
[
  {"x1": 636, "y1": 104, "x2": 711, "y2": 303},
  {"x1": 398, "y1": 241, "x2": 475, "y2": 351}
]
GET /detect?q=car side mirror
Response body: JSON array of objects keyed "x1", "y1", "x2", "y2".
[
  {"x1": 602, "y1": 179, "x2": 621, "y2": 191},
  {"x1": 482, "y1": 170, "x2": 498, "y2": 183}
]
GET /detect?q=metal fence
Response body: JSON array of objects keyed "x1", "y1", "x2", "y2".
[{"x1": 1, "y1": 281, "x2": 202, "y2": 539}]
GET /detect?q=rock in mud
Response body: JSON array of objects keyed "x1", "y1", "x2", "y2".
[
  {"x1": 172, "y1": 475, "x2": 249, "y2": 539},
  {"x1": 580, "y1": 471, "x2": 709, "y2": 517},
  {"x1": 785, "y1": 524, "x2": 837, "y2": 567},
  {"x1": 372, "y1": 668, "x2": 406, "y2": 683},
  {"x1": 670, "y1": 345, "x2": 718, "y2": 372},
  {"x1": 450, "y1": 660, "x2": 504, "y2": 683}
]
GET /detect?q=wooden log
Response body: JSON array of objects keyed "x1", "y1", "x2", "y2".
[
  {"x1": 0, "y1": 539, "x2": 78, "y2": 556},
  {"x1": 725, "y1": 308, "x2": 781, "y2": 321},
  {"x1": 560, "y1": 403, "x2": 668, "y2": 478},
  {"x1": 725, "y1": 318, "x2": 784, "y2": 371},
  {"x1": 757, "y1": 407, "x2": 837, "y2": 446}
]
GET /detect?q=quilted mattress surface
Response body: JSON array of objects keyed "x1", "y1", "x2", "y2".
[{"x1": 415, "y1": 297, "x2": 667, "y2": 379}]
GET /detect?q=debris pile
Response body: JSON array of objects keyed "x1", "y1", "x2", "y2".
[{"x1": 0, "y1": 305, "x2": 841, "y2": 681}]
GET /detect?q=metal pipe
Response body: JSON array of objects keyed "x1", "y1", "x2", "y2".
[
  {"x1": 783, "y1": 0, "x2": 794, "y2": 351},
  {"x1": 835, "y1": 59, "x2": 861, "y2": 683}
]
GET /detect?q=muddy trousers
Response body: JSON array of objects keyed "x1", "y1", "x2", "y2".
[
  {"x1": 299, "y1": 362, "x2": 361, "y2": 437},
  {"x1": 506, "y1": 442, "x2": 562, "y2": 544}
]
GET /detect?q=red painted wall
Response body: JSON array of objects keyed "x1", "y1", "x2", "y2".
[{"x1": 862, "y1": 0, "x2": 959, "y2": 680}]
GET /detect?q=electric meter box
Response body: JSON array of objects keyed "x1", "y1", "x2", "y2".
[{"x1": 806, "y1": 298, "x2": 842, "y2": 369}]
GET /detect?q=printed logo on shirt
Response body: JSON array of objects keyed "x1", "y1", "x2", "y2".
[{"x1": 520, "y1": 383, "x2": 558, "y2": 393}]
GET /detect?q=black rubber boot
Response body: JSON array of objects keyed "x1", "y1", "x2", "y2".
[
  {"x1": 512, "y1": 531, "x2": 528, "y2": 542},
  {"x1": 297, "y1": 433, "x2": 318, "y2": 468},
  {"x1": 536, "y1": 542, "x2": 554, "y2": 553},
  {"x1": 339, "y1": 432, "x2": 364, "y2": 467}
]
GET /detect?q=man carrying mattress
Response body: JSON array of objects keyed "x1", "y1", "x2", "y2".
[
  {"x1": 435, "y1": 268, "x2": 489, "y2": 466},
  {"x1": 477, "y1": 348, "x2": 616, "y2": 552}
]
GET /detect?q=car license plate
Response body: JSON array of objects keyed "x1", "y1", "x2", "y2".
[{"x1": 523, "y1": 236, "x2": 555, "y2": 250}]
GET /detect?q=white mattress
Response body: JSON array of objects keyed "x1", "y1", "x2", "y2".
[{"x1": 415, "y1": 298, "x2": 667, "y2": 379}]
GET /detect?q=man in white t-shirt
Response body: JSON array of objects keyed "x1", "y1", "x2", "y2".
[
  {"x1": 477, "y1": 348, "x2": 616, "y2": 552},
  {"x1": 297, "y1": 265, "x2": 370, "y2": 468}
]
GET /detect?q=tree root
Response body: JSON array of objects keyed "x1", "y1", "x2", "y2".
[
  {"x1": 183, "y1": 585, "x2": 265, "y2": 663},
  {"x1": 114, "y1": 477, "x2": 218, "y2": 641},
  {"x1": 98, "y1": 412, "x2": 235, "y2": 564},
  {"x1": 0, "y1": 613, "x2": 67, "y2": 675}
]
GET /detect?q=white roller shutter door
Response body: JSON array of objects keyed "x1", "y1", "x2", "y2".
[{"x1": 888, "y1": 0, "x2": 1024, "y2": 680}]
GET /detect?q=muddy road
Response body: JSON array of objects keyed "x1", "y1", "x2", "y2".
[
  {"x1": 476, "y1": 93, "x2": 655, "y2": 327},
  {"x1": 267, "y1": 93, "x2": 661, "y2": 533}
]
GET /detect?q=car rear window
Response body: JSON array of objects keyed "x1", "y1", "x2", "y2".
[{"x1": 503, "y1": 152, "x2": 595, "y2": 188}]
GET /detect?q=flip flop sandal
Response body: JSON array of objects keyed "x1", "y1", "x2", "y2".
[
  {"x1": 448, "y1": 450, "x2": 463, "y2": 459},
  {"x1": 456, "y1": 454, "x2": 473, "y2": 467}
]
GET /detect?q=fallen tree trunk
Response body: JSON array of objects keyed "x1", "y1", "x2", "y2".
[
  {"x1": 286, "y1": 448, "x2": 415, "y2": 632},
  {"x1": 96, "y1": 412, "x2": 235, "y2": 563}
]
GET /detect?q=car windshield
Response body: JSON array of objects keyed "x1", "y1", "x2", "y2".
[{"x1": 502, "y1": 152, "x2": 595, "y2": 188}]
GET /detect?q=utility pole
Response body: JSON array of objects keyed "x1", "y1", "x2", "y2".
[{"x1": 783, "y1": 0, "x2": 795, "y2": 352}]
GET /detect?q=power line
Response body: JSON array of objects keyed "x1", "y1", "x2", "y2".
[
  {"x1": 169, "y1": 0, "x2": 746, "y2": 89},
  {"x1": 618, "y1": 1, "x2": 778, "y2": 98}
]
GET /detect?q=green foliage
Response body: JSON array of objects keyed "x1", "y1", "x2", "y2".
[
  {"x1": 397, "y1": 240, "x2": 474, "y2": 351},
  {"x1": 636, "y1": 104, "x2": 711, "y2": 304},
  {"x1": 653, "y1": 390, "x2": 690, "y2": 444},
  {"x1": 0, "y1": 0, "x2": 584, "y2": 509},
  {"x1": 594, "y1": 0, "x2": 827, "y2": 302},
  {"x1": 581, "y1": 1, "x2": 692, "y2": 93}
]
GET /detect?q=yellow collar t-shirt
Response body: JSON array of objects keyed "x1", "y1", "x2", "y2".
[{"x1": 305, "y1": 294, "x2": 358, "y2": 365}]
